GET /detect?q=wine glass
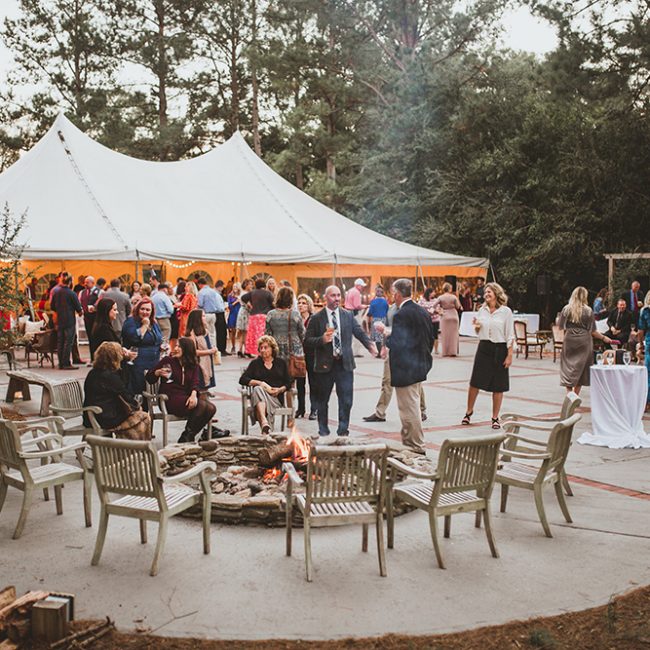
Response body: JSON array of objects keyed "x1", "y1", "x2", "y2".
[
  {"x1": 623, "y1": 351, "x2": 631, "y2": 366},
  {"x1": 161, "y1": 363, "x2": 174, "y2": 383},
  {"x1": 127, "y1": 346, "x2": 138, "y2": 366},
  {"x1": 596, "y1": 353, "x2": 603, "y2": 366}
]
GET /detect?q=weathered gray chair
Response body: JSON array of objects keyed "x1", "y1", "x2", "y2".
[
  {"x1": 284, "y1": 443, "x2": 388, "y2": 582},
  {"x1": 239, "y1": 367, "x2": 294, "y2": 435},
  {"x1": 501, "y1": 391, "x2": 581, "y2": 496},
  {"x1": 497, "y1": 413, "x2": 581, "y2": 538},
  {"x1": 143, "y1": 375, "x2": 182, "y2": 447},
  {"x1": 386, "y1": 434, "x2": 504, "y2": 569},
  {"x1": 49, "y1": 378, "x2": 105, "y2": 438},
  {"x1": 0, "y1": 417, "x2": 92, "y2": 539},
  {"x1": 86, "y1": 435, "x2": 216, "y2": 576}
]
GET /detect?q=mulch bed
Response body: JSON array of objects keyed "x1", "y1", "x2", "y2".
[{"x1": 29, "y1": 583, "x2": 650, "y2": 649}]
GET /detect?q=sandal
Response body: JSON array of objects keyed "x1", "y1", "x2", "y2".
[
  {"x1": 461, "y1": 411, "x2": 473, "y2": 425},
  {"x1": 261, "y1": 424, "x2": 271, "y2": 435},
  {"x1": 491, "y1": 418, "x2": 501, "y2": 430}
]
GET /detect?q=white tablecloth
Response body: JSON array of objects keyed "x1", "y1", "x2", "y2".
[
  {"x1": 595, "y1": 319, "x2": 609, "y2": 334},
  {"x1": 577, "y1": 365, "x2": 650, "y2": 448},
  {"x1": 459, "y1": 312, "x2": 540, "y2": 337}
]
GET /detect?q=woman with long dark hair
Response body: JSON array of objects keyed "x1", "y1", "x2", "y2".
[
  {"x1": 90, "y1": 298, "x2": 120, "y2": 355},
  {"x1": 147, "y1": 337, "x2": 216, "y2": 443},
  {"x1": 185, "y1": 308, "x2": 217, "y2": 390},
  {"x1": 296, "y1": 293, "x2": 317, "y2": 419}
]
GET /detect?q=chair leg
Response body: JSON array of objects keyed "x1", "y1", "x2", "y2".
[
  {"x1": 386, "y1": 488, "x2": 395, "y2": 549},
  {"x1": 91, "y1": 508, "x2": 109, "y2": 566},
  {"x1": 304, "y1": 520, "x2": 313, "y2": 582},
  {"x1": 362, "y1": 523, "x2": 368, "y2": 552},
  {"x1": 475, "y1": 510, "x2": 482, "y2": 528},
  {"x1": 13, "y1": 488, "x2": 34, "y2": 539},
  {"x1": 42, "y1": 488, "x2": 50, "y2": 502},
  {"x1": 0, "y1": 481, "x2": 7, "y2": 512},
  {"x1": 561, "y1": 469, "x2": 574, "y2": 497},
  {"x1": 444, "y1": 515, "x2": 451, "y2": 538},
  {"x1": 499, "y1": 484, "x2": 509, "y2": 512},
  {"x1": 534, "y1": 484, "x2": 553, "y2": 538},
  {"x1": 483, "y1": 506, "x2": 499, "y2": 559},
  {"x1": 428, "y1": 512, "x2": 445, "y2": 569},
  {"x1": 376, "y1": 513, "x2": 387, "y2": 577},
  {"x1": 140, "y1": 520, "x2": 147, "y2": 544},
  {"x1": 285, "y1": 497, "x2": 293, "y2": 557},
  {"x1": 202, "y1": 493, "x2": 211, "y2": 555},
  {"x1": 83, "y1": 474, "x2": 92, "y2": 528},
  {"x1": 162, "y1": 418, "x2": 168, "y2": 448},
  {"x1": 150, "y1": 518, "x2": 168, "y2": 577},
  {"x1": 554, "y1": 480, "x2": 573, "y2": 523},
  {"x1": 54, "y1": 485, "x2": 63, "y2": 515}
]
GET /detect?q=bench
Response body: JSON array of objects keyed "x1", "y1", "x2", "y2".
[{"x1": 5, "y1": 370, "x2": 54, "y2": 416}]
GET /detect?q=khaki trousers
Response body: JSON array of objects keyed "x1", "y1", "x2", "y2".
[
  {"x1": 158, "y1": 317, "x2": 171, "y2": 344},
  {"x1": 395, "y1": 383, "x2": 426, "y2": 453},
  {"x1": 204, "y1": 313, "x2": 217, "y2": 349},
  {"x1": 375, "y1": 357, "x2": 426, "y2": 418}
]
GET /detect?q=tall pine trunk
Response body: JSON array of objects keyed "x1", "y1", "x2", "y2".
[{"x1": 250, "y1": 0, "x2": 261, "y2": 155}]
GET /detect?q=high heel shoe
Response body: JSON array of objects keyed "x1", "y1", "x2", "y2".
[
  {"x1": 461, "y1": 411, "x2": 473, "y2": 425},
  {"x1": 295, "y1": 410, "x2": 305, "y2": 418},
  {"x1": 491, "y1": 417, "x2": 501, "y2": 430}
]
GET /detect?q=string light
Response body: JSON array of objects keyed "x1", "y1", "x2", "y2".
[{"x1": 164, "y1": 259, "x2": 196, "y2": 269}]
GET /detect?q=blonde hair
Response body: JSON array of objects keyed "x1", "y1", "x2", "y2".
[
  {"x1": 93, "y1": 342, "x2": 123, "y2": 371},
  {"x1": 442, "y1": 282, "x2": 452, "y2": 293},
  {"x1": 641, "y1": 290, "x2": 650, "y2": 315},
  {"x1": 186, "y1": 281, "x2": 198, "y2": 297},
  {"x1": 257, "y1": 335, "x2": 279, "y2": 357},
  {"x1": 297, "y1": 293, "x2": 314, "y2": 314},
  {"x1": 485, "y1": 282, "x2": 508, "y2": 307},
  {"x1": 566, "y1": 286, "x2": 589, "y2": 323}
]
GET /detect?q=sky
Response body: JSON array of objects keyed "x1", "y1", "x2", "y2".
[{"x1": 0, "y1": 2, "x2": 559, "y2": 74}]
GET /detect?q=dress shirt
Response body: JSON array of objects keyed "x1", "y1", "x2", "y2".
[
  {"x1": 344, "y1": 286, "x2": 362, "y2": 311},
  {"x1": 474, "y1": 305, "x2": 515, "y2": 345},
  {"x1": 152, "y1": 291, "x2": 174, "y2": 319},
  {"x1": 325, "y1": 307, "x2": 342, "y2": 355},
  {"x1": 198, "y1": 286, "x2": 224, "y2": 313}
]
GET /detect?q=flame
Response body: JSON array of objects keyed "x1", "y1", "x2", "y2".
[
  {"x1": 287, "y1": 425, "x2": 310, "y2": 463},
  {"x1": 263, "y1": 468, "x2": 282, "y2": 483}
]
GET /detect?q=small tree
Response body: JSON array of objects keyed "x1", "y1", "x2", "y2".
[{"x1": 0, "y1": 203, "x2": 27, "y2": 349}]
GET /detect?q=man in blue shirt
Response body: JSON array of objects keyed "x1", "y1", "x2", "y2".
[
  {"x1": 197, "y1": 278, "x2": 228, "y2": 354},
  {"x1": 152, "y1": 282, "x2": 175, "y2": 344}
]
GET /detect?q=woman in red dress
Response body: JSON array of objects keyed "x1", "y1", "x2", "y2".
[{"x1": 175, "y1": 280, "x2": 198, "y2": 338}]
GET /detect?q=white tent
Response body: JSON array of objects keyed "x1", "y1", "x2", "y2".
[{"x1": 0, "y1": 113, "x2": 487, "y2": 268}]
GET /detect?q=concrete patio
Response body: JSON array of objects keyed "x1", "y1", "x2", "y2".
[{"x1": 1, "y1": 338, "x2": 649, "y2": 641}]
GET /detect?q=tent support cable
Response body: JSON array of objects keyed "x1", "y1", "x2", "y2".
[{"x1": 56, "y1": 130, "x2": 129, "y2": 251}]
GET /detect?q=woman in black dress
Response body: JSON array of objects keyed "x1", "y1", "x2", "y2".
[
  {"x1": 462, "y1": 283, "x2": 515, "y2": 430},
  {"x1": 295, "y1": 293, "x2": 317, "y2": 419},
  {"x1": 239, "y1": 335, "x2": 291, "y2": 434},
  {"x1": 89, "y1": 298, "x2": 120, "y2": 357}
]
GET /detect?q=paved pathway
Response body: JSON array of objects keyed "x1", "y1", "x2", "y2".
[{"x1": 1, "y1": 339, "x2": 649, "y2": 640}]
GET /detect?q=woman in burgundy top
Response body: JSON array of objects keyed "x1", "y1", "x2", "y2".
[{"x1": 146, "y1": 337, "x2": 216, "y2": 443}]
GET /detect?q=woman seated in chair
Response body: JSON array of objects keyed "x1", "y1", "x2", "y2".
[
  {"x1": 146, "y1": 337, "x2": 216, "y2": 443},
  {"x1": 83, "y1": 342, "x2": 151, "y2": 440},
  {"x1": 239, "y1": 335, "x2": 291, "y2": 434}
]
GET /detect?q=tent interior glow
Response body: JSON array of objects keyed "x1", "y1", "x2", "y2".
[{"x1": 0, "y1": 113, "x2": 488, "y2": 293}]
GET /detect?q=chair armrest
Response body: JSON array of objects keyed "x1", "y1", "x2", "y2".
[
  {"x1": 15, "y1": 416, "x2": 66, "y2": 428},
  {"x1": 282, "y1": 462, "x2": 304, "y2": 485},
  {"x1": 161, "y1": 461, "x2": 216, "y2": 484},
  {"x1": 51, "y1": 405, "x2": 103, "y2": 415},
  {"x1": 20, "y1": 441, "x2": 87, "y2": 459},
  {"x1": 502, "y1": 413, "x2": 560, "y2": 423},
  {"x1": 387, "y1": 457, "x2": 438, "y2": 480},
  {"x1": 22, "y1": 433, "x2": 64, "y2": 446},
  {"x1": 500, "y1": 448, "x2": 551, "y2": 461},
  {"x1": 503, "y1": 421, "x2": 556, "y2": 434},
  {"x1": 504, "y1": 432, "x2": 548, "y2": 447}
]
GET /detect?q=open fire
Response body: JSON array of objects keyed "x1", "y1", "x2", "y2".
[{"x1": 261, "y1": 426, "x2": 311, "y2": 483}]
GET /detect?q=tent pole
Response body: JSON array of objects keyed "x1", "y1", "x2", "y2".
[
  {"x1": 135, "y1": 251, "x2": 140, "y2": 283},
  {"x1": 332, "y1": 255, "x2": 338, "y2": 286}
]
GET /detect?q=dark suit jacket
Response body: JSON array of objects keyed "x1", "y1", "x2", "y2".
[
  {"x1": 606, "y1": 308, "x2": 634, "y2": 338},
  {"x1": 304, "y1": 307, "x2": 372, "y2": 373},
  {"x1": 386, "y1": 300, "x2": 434, "y2": 387}
]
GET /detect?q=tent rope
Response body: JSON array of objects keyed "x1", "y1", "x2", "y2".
[
  {"x1": 233, "y1": 134, "x2": 330, "y2": 256},
  {"x1": 56, "y1": 130, "x2": 129, "y2": 250}
]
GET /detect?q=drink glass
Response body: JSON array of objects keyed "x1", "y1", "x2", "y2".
[
  {"x1": 161, "y1": 364, "x2": 174, "y2": 383},
  {"x1": 596, "y1": 353, "x2": 603, "y2": 366},
  {"x1": 623, "y1": 351, "x2": 631, "y2": 366},
  {"x1": 127, "y1": 346, "x2": 138, "y2": 365}
]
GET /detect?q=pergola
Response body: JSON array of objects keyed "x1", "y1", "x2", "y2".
[{"x1": 605, "y1": 253, "x2": 650, "y2": 293}]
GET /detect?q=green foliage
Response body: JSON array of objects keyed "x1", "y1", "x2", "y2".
[
  {"x1": 528, "y1": 626, "x2": 557, "y2": 648},
  {"x1": 0, "y1": 204, "x2": 26, "y2": 348}
]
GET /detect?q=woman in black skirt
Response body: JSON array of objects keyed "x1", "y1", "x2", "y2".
[{"x1": 461, "y1": 282, "x2": 515, "y2": 429}]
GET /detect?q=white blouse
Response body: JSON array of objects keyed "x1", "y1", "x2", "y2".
[{"x1": 474, "y1": 305, "x2": 515, "y2": 346}]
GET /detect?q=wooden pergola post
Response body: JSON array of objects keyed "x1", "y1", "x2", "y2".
[{"x1": 604, "y1": 252, "x2": 650, "y2": 295}]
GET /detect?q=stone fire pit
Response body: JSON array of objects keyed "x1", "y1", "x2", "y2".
[{"x1": 159, "y1": 434, "x2": 432, "y2": 527}]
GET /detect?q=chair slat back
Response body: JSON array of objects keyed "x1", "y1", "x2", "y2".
[
  {"x1": 547, "y1": 414, "x2": 581, "y2": 471},
  {"x1": 560, "y1": 392, "x2": 581, "y2": 419},
  {"x1": 50, "y1": 379, "x2": 84, "y2": 413},
  {"x1": 433, "y1": 435, "x2": 505, "y2": 499},
  {"x1": 514, "y1": 320, "x2": 527, "y2": 341},
  {"x1": 87, "y1": 435, "x2": 161, "y2": 502},
  {"x1": 306, "y1": 444, "x2": 388, "y2": 505},
  {"x1": 552, "y1": 325, "x2": 565, "y2": 344},
  {"x1": 0, "y1": 419, "x2": 23, "y2": 470},
  {"x1": 145, "y1": 376, "x2": 161, "y2": 398}
]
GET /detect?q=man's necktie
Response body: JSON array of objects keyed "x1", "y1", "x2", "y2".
[{"x1": 331, "y1": 311, "x2": 342, "y2": 357}]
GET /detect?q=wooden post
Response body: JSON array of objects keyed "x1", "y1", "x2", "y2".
[{"x1": 607, "y1": 255, "x2": 614, "y2": 296}]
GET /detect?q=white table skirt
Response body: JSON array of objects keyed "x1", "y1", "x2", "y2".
[
  {"x1": 577, "y1": 365, "x2": 650, "y2": 449},
  {"x1": 459, "y1": 312, "x2": 539, "y2": 337},
  {"x1": 595, "y1": 319, "x2": 609, "y2": 334}
]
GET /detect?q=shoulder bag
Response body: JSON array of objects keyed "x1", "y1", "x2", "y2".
[
  {"x1": 287, "y1": 311, "x2": 306, "y2": 378},
  {"x1": 112, "y1": 395, "x2": 152, "y2": 441}
]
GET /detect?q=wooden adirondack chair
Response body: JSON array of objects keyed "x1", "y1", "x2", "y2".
[
  {"x1": 284, "y1": 443, "x2": 389, "y2": 582},
  {"x1": 86, "y1": 435, "x2": 216, "y2": 576},
  {"x1": 497, "y1": 413, "x2": 581, "y2": 538},
  {"x1": 239, "y1": 366, "x2": 295, "y2": 435},
  {"x1": 501, "y1": 391, "x2": 581, "y2": 496},
  {"x1": 0, "y1": 417, "x2": 92, "y2": 539},
  {"x1": 386, "y1": 434, "x2": 504, "y2": 569}
]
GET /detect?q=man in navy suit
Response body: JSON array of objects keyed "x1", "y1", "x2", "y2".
[
  {"x1": 385, "y1": 279, "x2": 434, "y2": 454},
  {"x1": 304, "y1": 285, "x2": 377, "y2": 436}
]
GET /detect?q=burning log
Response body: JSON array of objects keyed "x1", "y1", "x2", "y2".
[{"x1": 258, "y1": 442, "x2": 292, "y2": 468}]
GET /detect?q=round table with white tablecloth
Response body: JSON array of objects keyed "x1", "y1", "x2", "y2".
[{"x1": 577, "y1": 364, "x2": 650, "y2": 448}]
